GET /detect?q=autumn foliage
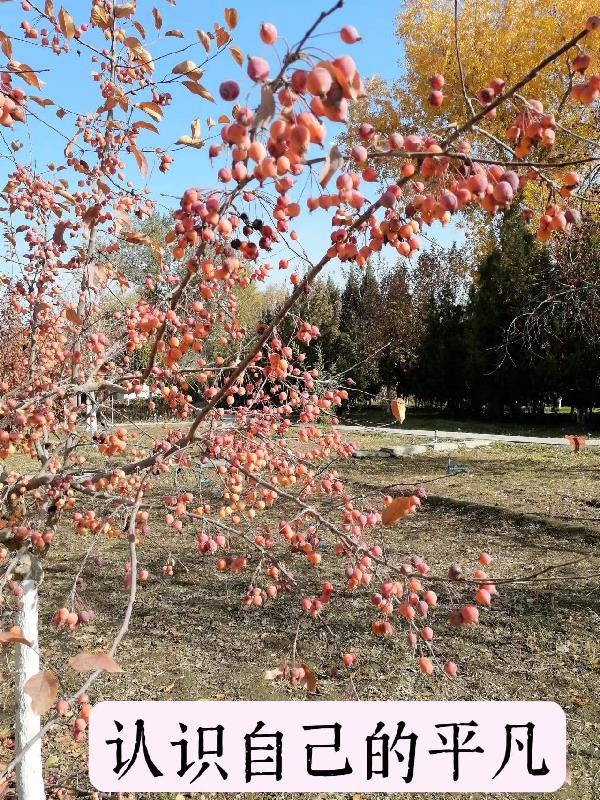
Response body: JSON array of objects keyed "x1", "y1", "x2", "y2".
[{"x1": 0, "y1": 0, "x2": 599, "y2": 794}]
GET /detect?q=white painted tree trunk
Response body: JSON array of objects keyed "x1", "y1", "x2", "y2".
[
  {"x1": 86, "y1": 392, "x2": 98, "y2": 436},
  {"x1": 14, "y1": 577, "x2": 45, "y2": 800}
]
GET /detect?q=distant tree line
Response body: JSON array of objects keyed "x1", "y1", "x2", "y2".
[{"x1": 282, "y1": 207, "x2": 600, "y2": 422}]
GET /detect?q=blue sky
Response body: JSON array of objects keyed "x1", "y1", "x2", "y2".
[{"x1": 0, "y1": 0, "x2": 464, "y2": 286}]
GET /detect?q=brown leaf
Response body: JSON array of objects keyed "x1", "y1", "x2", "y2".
[
  {"x1": 176, "y1": 135, "x2": 204, "y2": 149},
  {"x1": 253, "y1": 85, "x2": 275, "y2": 130},
  {"x1": 182, "y1": 81, "x2": 214, "y2": 102},
  {"x1": 114, "y1": 3, "x2": 136, "y2": 18},
  {"x1": 381, "y1": 495, "x2": 417, "y2": 526},
  {"x1": 45, "y1": 0, "x2": 55, "y2": 16},
  {"x1": 165, "y1": 29, "x2": 184, "y2": 38},
  {"x1": 224, "y1": 7, "x2": 239, "y2": 30},
  {"x1": 172, "y1": 59, "x2": 197, "y2": 75},
  {"x1": 58, "y1": 7, "x2": 76, "y2": 39},
  {"x1": 132, "y1": 119, "x2": 159, "y2": 134},
  {"x1": 301, "y1": 663, "x2": 318, "y2": 694},
  {"x1": 132, "y1": 20, "x2": 145, "y2": 39},
  {"x1": 9, "y1": 61, "x2": 44, "y2": 89},
  {"x1": 319, "y1": 144, "x2": 343, "y2": 188},
  {"x1": 29, "y1": 95, "x2": 55, "y2": 107},
  {"x1": 137, "y1": 101, "x2": 162, "y2": 122},
  {"x1": 130, "y1": 144, "x2": 148, "y2": 178},
  {"x1": 121, "y1": 231, "x2": 162, "y2": 254},
  {"x1": 152, "y1": 7, "x2": 162, "y2": 29},
  {"x1": 90, "y1": 5, "x2": 110, "y2": 28},
  {"x1": 0, "y1": 626, "x2": 30, "y2": 646},
  {"x1": 197, "y1": 29, "x2": 211, "y2": 52},
  {"x1": 69, "y1": 651, "x2": 123, "y2": 673},
  {"x1": 53, "y1": 220, "x2": 69, "y2": 247},
  {"x1": 214, "y1": 23, "x2": 231, "y2": 48},
  {"x1": 0, "y1": 31, "x2": 12, "y2": 60},
  {"x1": 390, "y1": 397, "x2": 406, "y2": 423},
  {"x1": 24, "y1": 670, "x2": 58, "y2": 715},
  {"x1": 66, "y1": 306, "x2": 83, "y2": 326},
  {"x1": 229, "y1": 45, "x2": 243, "y2": 67}
]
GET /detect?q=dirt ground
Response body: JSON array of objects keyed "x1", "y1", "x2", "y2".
[{"x1": 1, "y1": 439, "x2": 599, "y2": 799}]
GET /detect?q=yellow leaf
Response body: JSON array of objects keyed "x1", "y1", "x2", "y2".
[
  {"x1": 152, "y1": 7, "x2": 162, "y2": 29},
  {"x1": 197, "y1": 29, "x2": 211, "y2": 52},
  {"x1": 57, "y1": 7, "x2": 75, "y2": 39},
  {"x1": 182, "y1": 81, "x2": 214, "y2": 102},
  {"x1": 229, "y1": 45, "x2": 243, "y2": 67},
  {"x1": 224, "y1": 7, "x2": 239, "y2": 30},
  {"x1": 137, "y1": 101, "x2": 162, "y2": 122}
]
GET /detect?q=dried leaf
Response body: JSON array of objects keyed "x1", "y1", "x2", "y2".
[
  {"x1": 29, "y1": 95, "x2": 55, "y2": 107},
  {"x1": 182, "y1": 81, "x2": 214, "y2": 102},
  {"x1": 165, "y1": 29, "x2": 184, "y2": 38},
  {"x1": 253, "y1": 85, "x2": 275, "y2": 130},
  {"x1": 172, "y1": 59, "x2": 197, "y2": 75},
  {"x1": 224, "y1": 7, "x2": 239, "y2": 30},
  {"x1": 53, "y1": 220, "x2": 69, "y2": 246},
  {"x1": 66, "y1": 306, "x2": 83, "y2": 326},
  {"x1": 214, "y1": 23, "x2": 230, "y2": 47},
  {"x1": 132, "y1": 20, "x2": 146, "y2": 39},
  {"x1": 390, "y1": 397, "x2": 406, "y2": 423},
  {"x1": 58, "y1": 7, "x2": 75, "y2": 39},
  {"x1": 319, "y1": 144, "x2": 343, "y2": 188},
  {"x1": 130, "y1": 144, "x2": 148, "y2": 177},
  {"x1": 69, "y1": 651, "x2": 123, "y2": 673},
  {"x1": 301, "y1": 663, "x2": 317, "y2": 694},
  {"x1": 0, "y1": 31, "x2": 12, "y2": 60},
  {"x1": 176, "y1": 135, "x2": 204, "y2": 149},
  {"x1": 137, "y1": 101, "x2": 162, "y2": 122},
  {"x1": 114, "y1": 3, "x2": 135, "y2": 19},
  {"x1": 90, "y1": 4, "x2": 110, "y2": 28},
  {"x1": 190, "y1": 118, "x2": 201, "y2": 139},
  {"x1": 45, "y1": 0, "x2": 55, "y2": 16},
  {"x1": 64, "y1": 130, "x2": 81, "y2": 158},
  {"x1": 229, "y1": 45, "x2": 243, "y2": 67},
  {"x1": 381, "y1": 495, "x2": 418, "y2": 526},
  {"x1": 0, "y1": 626, "x2": 30, "y2": 646},
  {"x1": 197, "y1": 29, "x2": 211, "y2": 52},
  {"x1": 132, "y1": 119, "x2": 159, "y2": 134},
  {"x1": 121, "y1": 231, "x2": 162, "y2": 254},
  {"x1": 9, "y1": 61, "x2": 44, "y2": 89},
  {"x1": 152, "y1": 7, "x2": 162, "y2": 29},
  {"x1": 24, "y1": 670, "x2": 58, "y2": 715}
]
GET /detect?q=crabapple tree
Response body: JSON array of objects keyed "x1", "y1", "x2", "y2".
[{"x1": 0, "y1": 2, "x2": 598, "y2": 798}]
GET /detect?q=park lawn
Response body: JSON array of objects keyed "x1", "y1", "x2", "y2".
[{"x1": 0, "y1": 442, "x2": 599, "y2": 799}]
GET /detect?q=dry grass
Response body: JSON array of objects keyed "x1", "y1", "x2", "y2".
[{"x1": 1, "y1": 440, "x2": 599, "y2": 799}]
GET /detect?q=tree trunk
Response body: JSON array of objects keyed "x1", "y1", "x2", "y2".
[{"x1": 15, "y1": 577, "x2": 45, "y2": 800}]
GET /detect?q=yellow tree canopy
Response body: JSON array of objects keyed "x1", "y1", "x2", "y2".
[{"x1": 351, "y1": 0, "x2": 600, "y2": 225}]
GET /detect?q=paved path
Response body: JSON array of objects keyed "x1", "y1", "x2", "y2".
[{"x1": 338, "y1": 425, "x2": 600, "y2": 447}]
